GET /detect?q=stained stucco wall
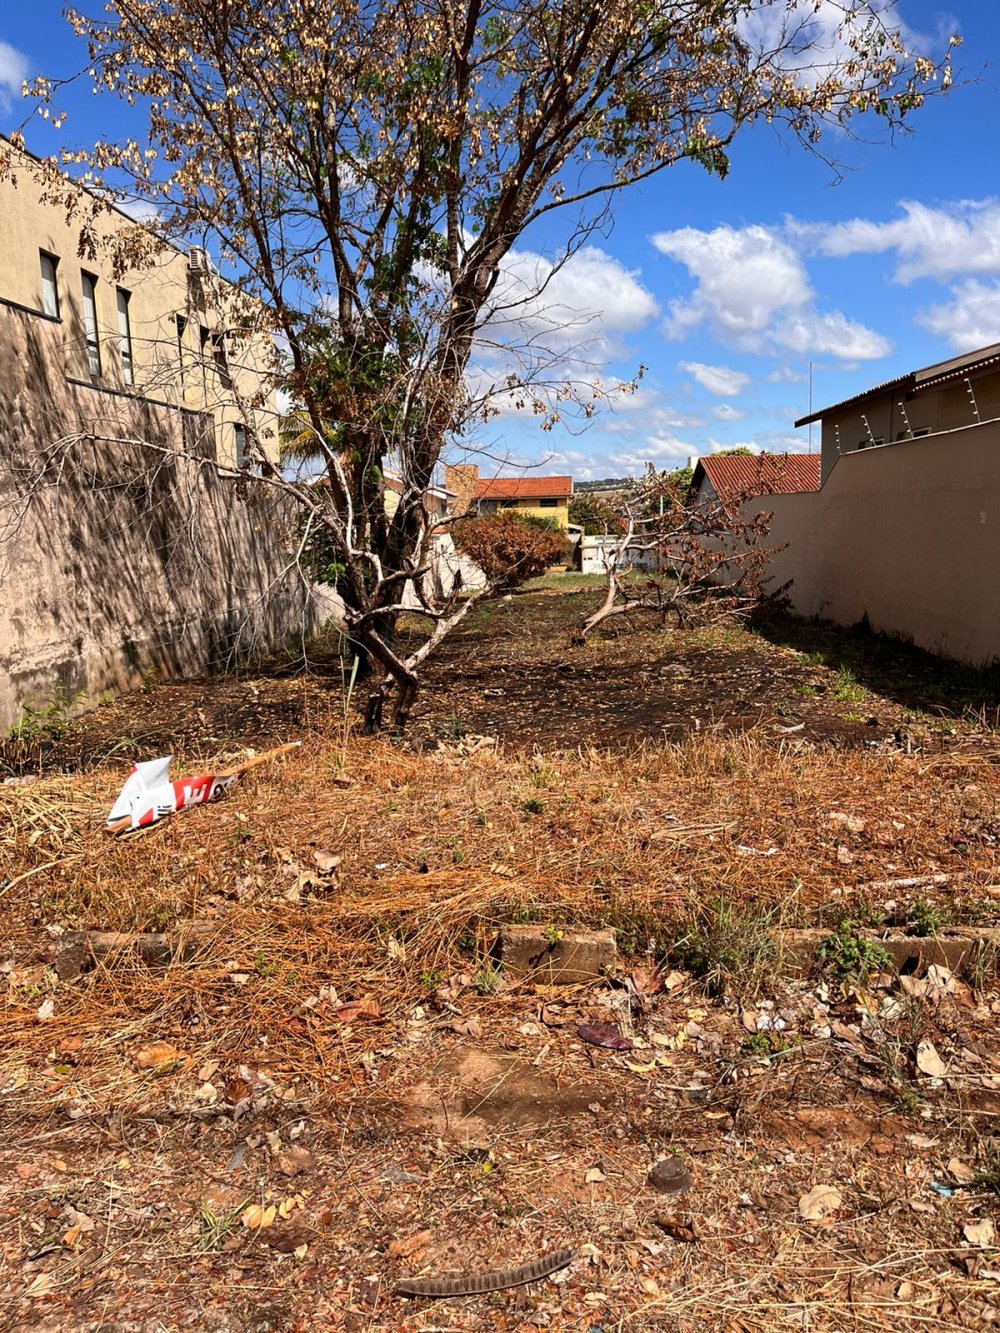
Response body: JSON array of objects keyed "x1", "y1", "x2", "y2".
[
  {"x1": 0, "y1": 304, "x2": 316, "y2": 729},
  {"x1": 749, "y1": 420, "x2": 1000, "y2": 666},
  {"x1": 0, "y1": 139, "x2": 278, "y2": 468}
]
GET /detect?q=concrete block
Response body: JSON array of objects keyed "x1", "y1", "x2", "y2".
[
  {"x1": 499, "y1": 925, "x2": 616, "y2": 984},
  {"x1": 54, "y1": 922, "x2": 214, "y2": 979},
  {"x1": 776, "y1": 926, "x2": 1000, "y2": 978}
]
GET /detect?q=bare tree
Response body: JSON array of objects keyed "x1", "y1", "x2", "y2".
[
  {"x1": 572, "y1": 462, "x2": 786, "y2": 643},
  {"x1": 10, "y1": 0, "x2": 955, "y2": 728}
]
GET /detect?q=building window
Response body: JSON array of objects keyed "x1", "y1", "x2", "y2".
[
  {"x1": 211, "y1": 332, "x2": 233, "y2": 389},
  {"x1": 538, "y1": 497, "x2": 558, "y2": 508},
  {"x1": 81, "y1": 271, "x2": 101, "y2": 377},
  {"x1": 234, "y1": 422, "x2": 250, "y2": 470},
  {"x1": 500, "y1": 497, "x2": 517, "y2": 508},
  {"x1": 175, "y1": 314, "x2": 187, "y2": 393},
  {"x1": 116, "y1": 288, "x2": 134, "y2": 386},
  {"x1": 40, "y1": 252, "x2": 60, "y2": 318}
]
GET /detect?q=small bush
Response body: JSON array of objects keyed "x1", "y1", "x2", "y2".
[
  {"x1": 910, "y1": 898, "x2": 951, "y2": 937},
  {"x1": 817, "y1": 922, "x2": 893, "y2": 979},
  {"x1": 453, "y1": 512, "x2": 568, "y2": 590}
]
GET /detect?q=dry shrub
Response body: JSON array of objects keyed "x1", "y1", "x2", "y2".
[{"x1": 453, "y1": 512, "x2": 568, "y2": 588}]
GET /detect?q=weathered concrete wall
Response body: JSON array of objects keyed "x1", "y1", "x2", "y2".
[
  {"x1": 749, "y1": 420, "x2": 1000, "y2": 666},
  {"x1": 0, "y1": 304, "x2": 316, "y2": 729}
]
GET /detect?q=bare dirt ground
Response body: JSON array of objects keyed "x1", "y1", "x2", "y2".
[{"x1": 3, "y1": 581, "x2": 1000, "y2": 1331}]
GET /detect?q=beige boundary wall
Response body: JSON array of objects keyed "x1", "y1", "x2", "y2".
[
  {"x1": 0, "y1": 303, "x2": 318, "y2": 730},
  {"x1": 746, "y1": 420, "x2": 1000, "y2": 666}
]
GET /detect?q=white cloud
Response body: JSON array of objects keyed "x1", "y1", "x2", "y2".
[
  {"x1": 485, "y1": 244, "x2": 659, "y2": 357},
  {"x1": 653, "y1": 222, "x2": 889, "y2": 362},
  {"x1": 713, "y1": 403, "x2": 746, "y2": 422},
  {"x1": 737, "y1": 1, "x2": 950, "y2": 89},
  {"x1": 679, "y1": 361, "x2": 750, "y2": 397},
  {"x1": 919, "y1": 279, "x2": 1000, "y2": 351},
  {"x1": 654, "y1": 224, "x2": 809, "y2": 338},
  {"x1": 0, "y1": 40, "x2": 28, "y2": 108},
  {"x1": 609, "y1": 436, "x2": 693, "y2": 468},
  {"x1": 772, "y1": 309, "x2": 891, "y2": 360},
  {"x1": 806, "y1": 200, "x2": 1000, "y2": 285},
  {"x1": 767, "y1": 367, "x2": 808, "y2": 384}
]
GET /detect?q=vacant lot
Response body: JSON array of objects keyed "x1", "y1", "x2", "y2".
[{"x1": 3, "y1": 581, "x2": 1000, "y2": 1331}]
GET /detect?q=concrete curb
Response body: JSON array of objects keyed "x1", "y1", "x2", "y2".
[{"x1": 775, "y1": 926, "x2": 1000, "y2": 977}]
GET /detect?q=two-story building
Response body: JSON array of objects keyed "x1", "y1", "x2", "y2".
[
  {"x1": 796, "y1": 341, "x2": 1000, "y2": 483},
  {"x1": 0, "y1": 136, "x2": 306, "y2": 729}
]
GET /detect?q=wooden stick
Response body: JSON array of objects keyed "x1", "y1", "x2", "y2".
[{"x1": 105, "y1": 742, "x2": 301, "y2": 834}]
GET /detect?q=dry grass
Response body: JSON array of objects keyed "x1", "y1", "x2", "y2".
[
  {"x1": 4, "y1": 674, "x2": 1000, "y2": 1328},
  {"x1": 2, "y1": 719, "x2": 999, "y2": 1099}
]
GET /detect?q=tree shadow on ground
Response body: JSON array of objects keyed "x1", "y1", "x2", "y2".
[{"x1": 752, "y1": 610, "x2": 1000, "y2": 726}]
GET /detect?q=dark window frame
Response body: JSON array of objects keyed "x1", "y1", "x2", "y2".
[
  {"x1": 80, "y1": 270, "x2": 102, "y2": 378},
  {"x1": 39, "y1": 250, "x2": 60, "y2": 319}
]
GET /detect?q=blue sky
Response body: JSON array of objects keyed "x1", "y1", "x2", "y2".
[{"x1": 1, "y1": 2, "x2": 995, "y2": 480}]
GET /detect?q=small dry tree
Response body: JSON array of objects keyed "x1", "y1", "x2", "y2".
[{"x1": 573, "y1": 461, "x2": 786, "y2": 643}]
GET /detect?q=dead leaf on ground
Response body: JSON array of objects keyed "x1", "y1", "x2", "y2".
[
  {"x1": 584, "y1": 1166, "x2": 607, "y2": 1184},
  {"x1": 654, "y1": 1213, "x2": 698, "y2": 1243},
  {"x1": 387, "y1": 1229, "x2": 433, "y2": 1259},
  {"x1": 798, "y1": 1184, "x2": 843, "y2": 1221},
  {"x1": 576, "y1": 1022, "x2": 633, "y2": 1051},
  {"x1": 949, "y1": 1158, "x2": 977, "y2": 1185},
  {"x1": 964, "y1": 1218, "x2": 996, "y2": 1247},
  {"x1": 916, "y1": 1039, "x2": 948, "y2": 1078},
  {"x1": 331, "y1": 997, "x2": 381, "y2": 1023},
  {"x1": 135, "y1": 1042, "x2": 186, "y2": 1073},
  {"x1": 448, "y1": 1015, "x2": 482, "y2": 1038}
]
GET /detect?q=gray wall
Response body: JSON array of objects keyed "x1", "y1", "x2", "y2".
[
  {"x1": 750, "y1": 419, "x2": 1000, "y2": 665},
  {"x1": 0, "y1": 303, "x2": 317, "y2": 729}
]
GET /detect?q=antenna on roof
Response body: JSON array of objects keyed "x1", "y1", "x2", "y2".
[
  {"x1": 966, "y1": 378, "x2": 981, "y2": 423},
  {"x1": 808, "y1": 361, "x2": 813, "y2": 451},
  {"x1": 897, "y1": 401, "x2": 912, "y2": 439}
]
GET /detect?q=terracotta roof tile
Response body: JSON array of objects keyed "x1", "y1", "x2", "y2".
[
  {"x1": 475, "y1": 475, "x2": 573, "y2": 500},
  {"x1": 698, "y1": 453, "x2": 820, "y2": 500}
]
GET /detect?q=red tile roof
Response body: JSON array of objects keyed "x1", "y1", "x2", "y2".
[
  {"x1": 475, "y1": 474, "x2": 573, "y2": 500},
  {"x1": 697, "y1": 453, "x2": 820, "y2": 501}
]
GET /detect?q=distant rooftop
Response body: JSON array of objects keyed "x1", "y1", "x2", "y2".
[{"x1": 475, "y1": 474, "x2": 573, "y2": 500}]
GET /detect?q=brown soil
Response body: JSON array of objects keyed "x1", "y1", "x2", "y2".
[{"x1": 3, "y1": 583, "x2": 1000, "y2": 1330}]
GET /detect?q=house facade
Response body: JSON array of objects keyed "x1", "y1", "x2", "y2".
[
  {"x1": 736, "y1": 341, "x2": 1000, "y2": 667},
  {"x1": 0, "y1": 138, "x2": 310, "y2": 729},
  {"x1": 444, "y1": 463, "x2": 573, "y2": 529}
]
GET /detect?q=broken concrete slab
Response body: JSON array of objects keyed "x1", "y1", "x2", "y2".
[
  {"x1": 54, "y1": 922, "x2": 215, "y2": 980},
  {"x1": 498, "y1": 924, "x2": 616, "y2": 984}
]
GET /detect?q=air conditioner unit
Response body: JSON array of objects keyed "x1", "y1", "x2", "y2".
[{"x1": 187, "y1": 246, "x2": 211, "y2": 275}]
